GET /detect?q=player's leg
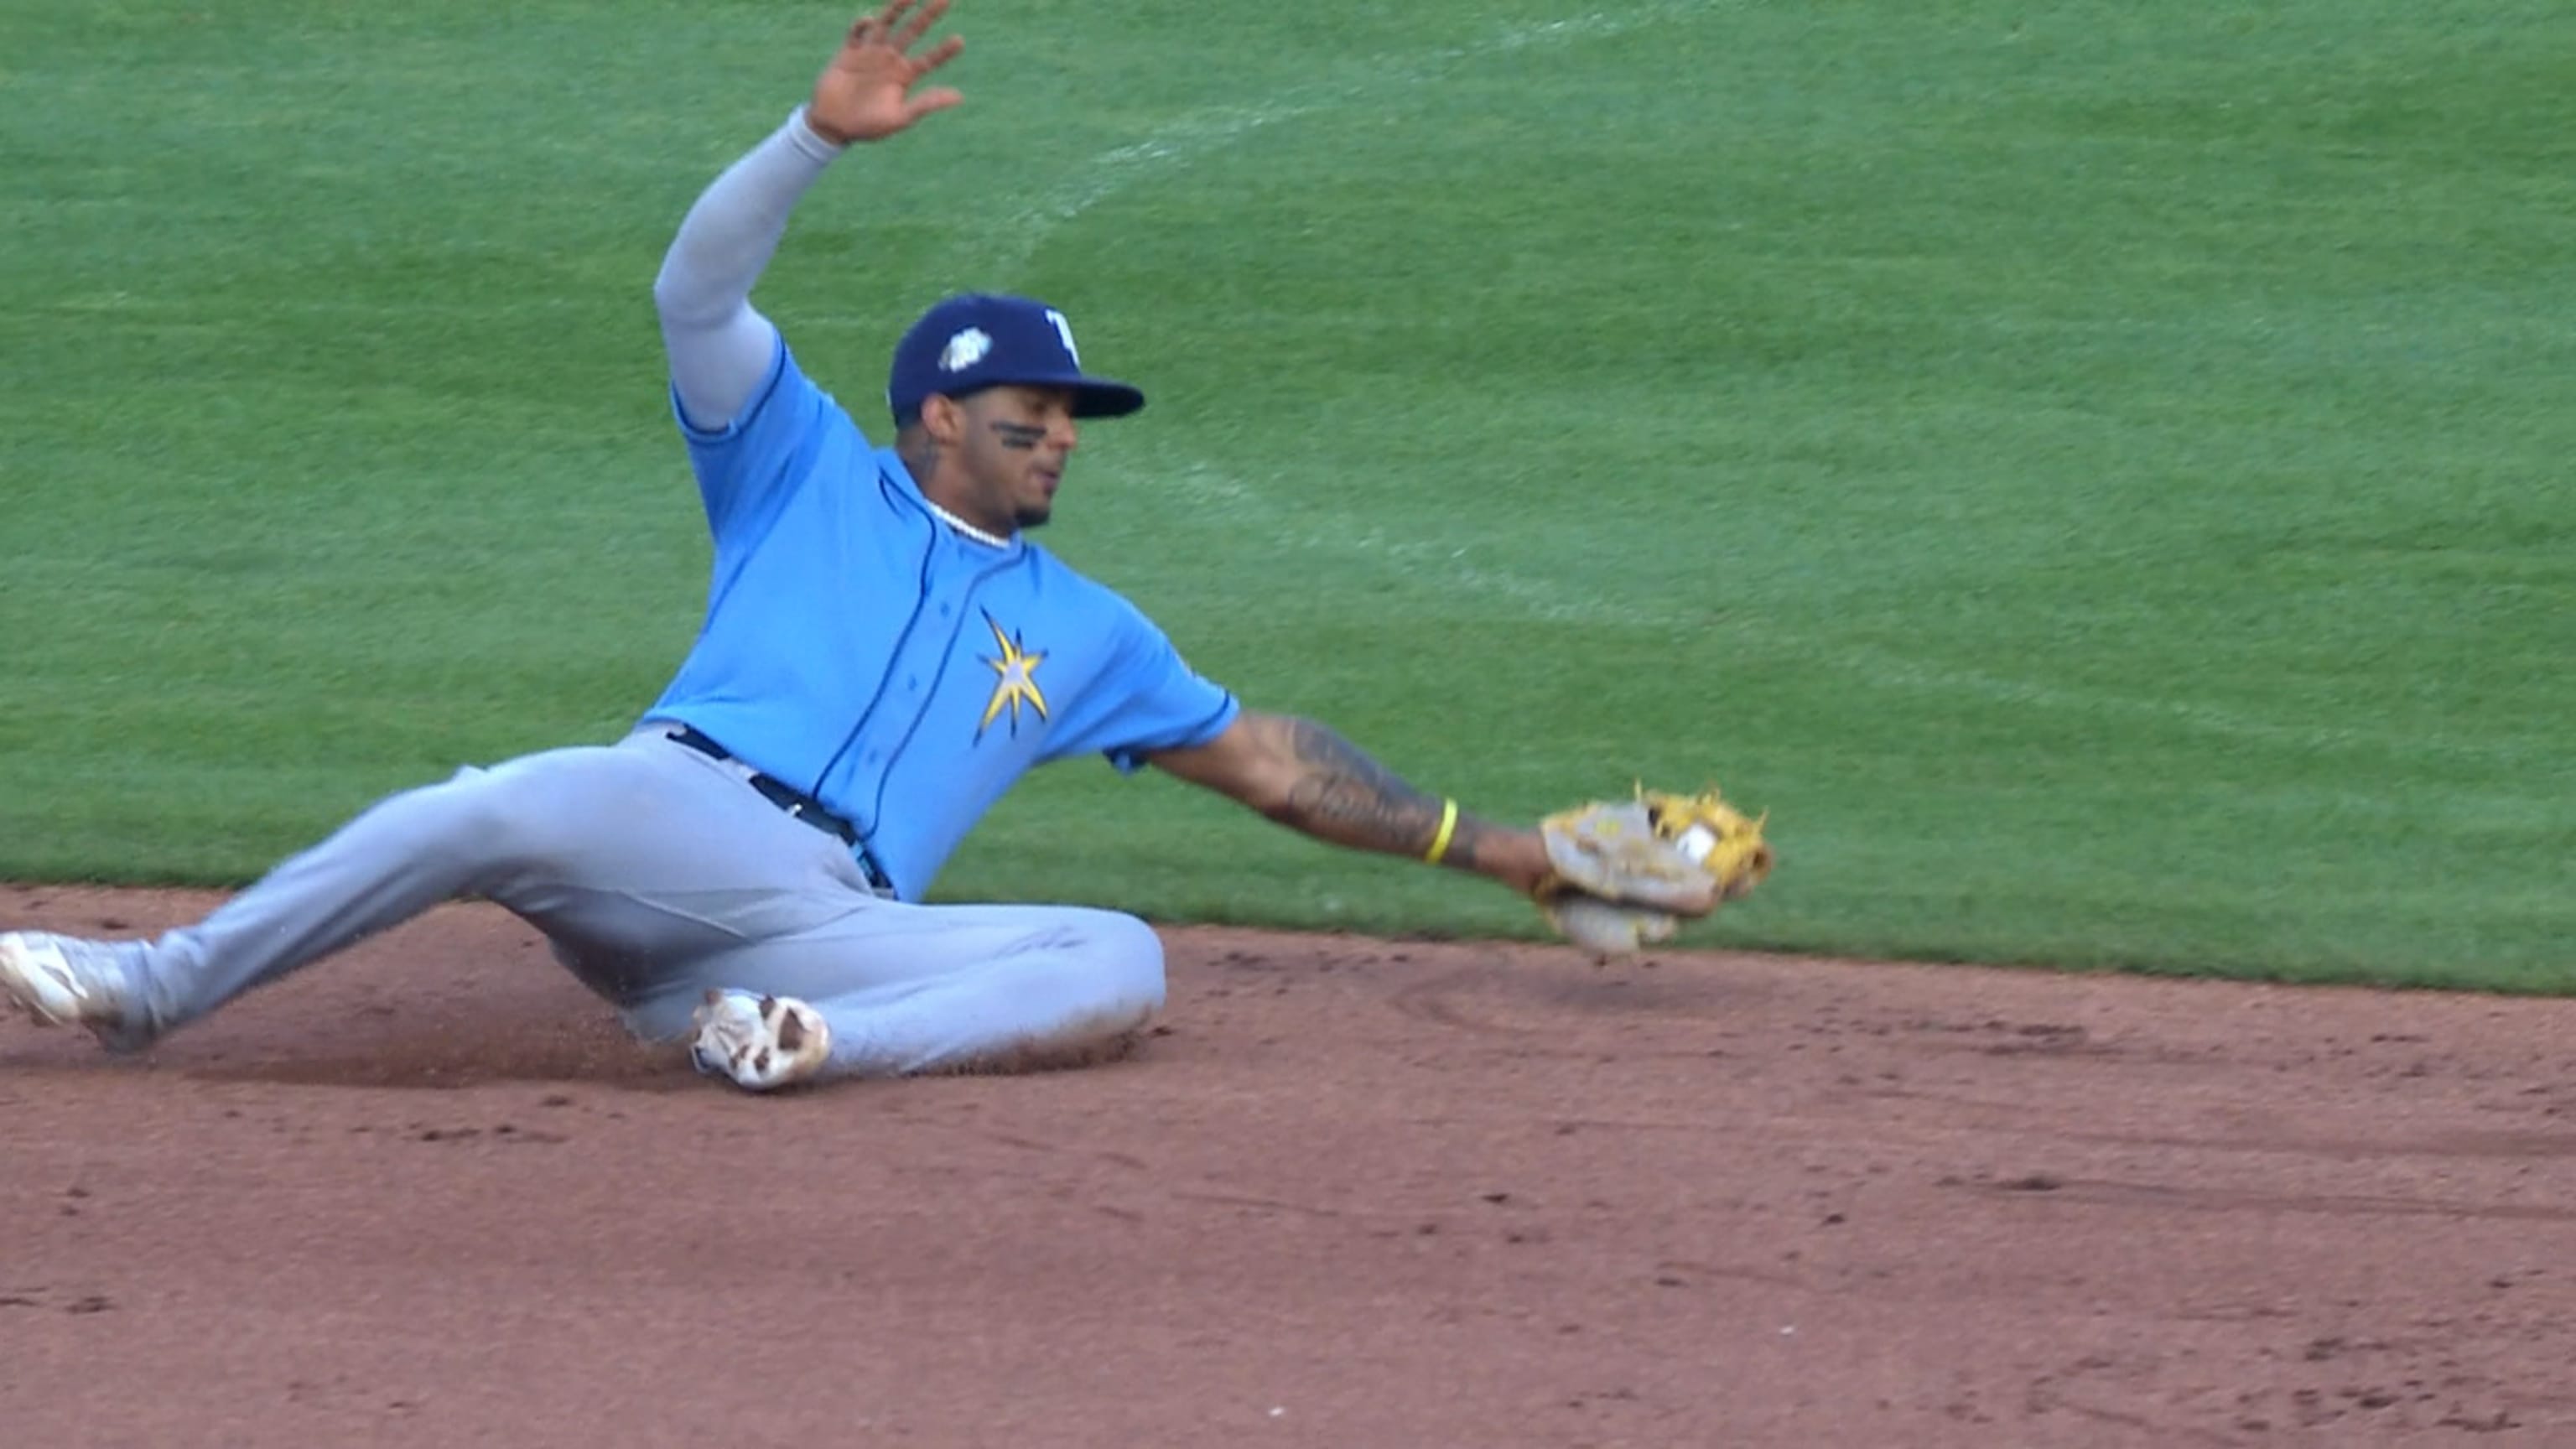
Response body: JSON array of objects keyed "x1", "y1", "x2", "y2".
[
  {"x1": 0, "y1": 758, "x2": 596, "y2": 1048},
  {"x1": 626, "y1": 901, "x2": 1168, "y2": 1088},
  {"x1": 0, "y1": 727, "x2": 847, "y2": 1051}
]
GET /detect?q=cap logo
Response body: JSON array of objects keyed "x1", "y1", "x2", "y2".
[
  {"x1": 939, "y1": 327, "x2": 993, "y2": 373},
  {"x1": 1044, "y1": 309, "x2": 1080, "y2": 364}
]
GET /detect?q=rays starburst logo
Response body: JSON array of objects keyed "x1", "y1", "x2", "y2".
[{"x1": 976, "y1": 613, "x2": 1049, "y2": 738}]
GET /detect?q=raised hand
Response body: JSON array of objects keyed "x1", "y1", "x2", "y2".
[{"x1": 805, "y1": 0, "x2": 967, "y2": 146}]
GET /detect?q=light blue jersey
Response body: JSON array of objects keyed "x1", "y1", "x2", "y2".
[{"x1": 640, "y1": 340, "x2": 1239, "y2": 902}]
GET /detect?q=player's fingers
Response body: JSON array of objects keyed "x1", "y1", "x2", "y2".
[
  {"x1": 911, "y1": 34, "x2": 963, "y2": 75},
  {"x1": 851, "y1": 0, "x2": 902, "y2": 46},
  {"x1": 906, "y1": 86, "x2": 964, "y2": 120},
  {"x1": 893, "y1": 0, "x2": 949, "y2": 51}
]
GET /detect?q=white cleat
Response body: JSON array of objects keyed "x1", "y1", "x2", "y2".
[
  {"x1": 0, "y1": 932, "x2": 146, "y2": 1051},
  {"x1": 690, "y1": 989, "x2": 830, "y2": 1093}
]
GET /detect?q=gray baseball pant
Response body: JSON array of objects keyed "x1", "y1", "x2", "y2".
[{"x1": 104, "y1": 727, "x2": 1166, "y2": 1078}]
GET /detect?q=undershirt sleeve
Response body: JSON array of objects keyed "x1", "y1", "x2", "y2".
[{"x1": 651, "y1": 107, "x2": 847, "y2": 431}]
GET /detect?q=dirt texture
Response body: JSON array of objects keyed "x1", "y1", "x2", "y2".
[{"x1": 4, "y1": 882, "x2": 2576, "y2": 1447}]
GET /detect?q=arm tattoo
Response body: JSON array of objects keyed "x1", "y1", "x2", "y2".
[{"x1": 1263, "y1": 716, "x2": 1486, "y2": 868}]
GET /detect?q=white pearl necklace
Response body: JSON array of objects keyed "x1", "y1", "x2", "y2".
[{"x1": 925, "y1": 500, "x2": 1010, "y2": 548}]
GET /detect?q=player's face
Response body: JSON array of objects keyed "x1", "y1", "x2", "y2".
[{"x1": 958, "y1": 386, "x2": 1080, "y2": 531}]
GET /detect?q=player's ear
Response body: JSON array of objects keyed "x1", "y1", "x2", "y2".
[{"x1": 921, "y1": 393, "x2": 964, "y2": 445}]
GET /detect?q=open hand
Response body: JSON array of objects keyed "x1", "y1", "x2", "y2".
[{"x1": 806, "y1": 0, "x2": 966, "y2": 146}]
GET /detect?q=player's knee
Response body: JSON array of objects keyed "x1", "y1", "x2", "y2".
[
  {"x1": 1084, "y1": 910, "x2": 1166, "y2": 1018},
  {"x1": 953, "y1": 913, "x2": 1164, "y2": 1076}
]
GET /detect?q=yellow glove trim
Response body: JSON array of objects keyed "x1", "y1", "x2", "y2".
[{"x1": 1424, "y1": 798, "x2": 1460, "y2": 865}]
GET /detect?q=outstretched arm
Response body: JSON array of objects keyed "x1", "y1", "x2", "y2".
[
  {"x1": 652, "y1": 116, "x2": 834, "y2": 430},
  {"x1": 652, "y1": 1, "x2": 965, "y2": 430},
  {"x1": 1146, "y1": 711, "x2": 1557, "y2": 897}
]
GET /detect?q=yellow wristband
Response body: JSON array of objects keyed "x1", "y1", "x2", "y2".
[{"x1": 1424, "y1": 798, "x2": 1460, "y2": 865}]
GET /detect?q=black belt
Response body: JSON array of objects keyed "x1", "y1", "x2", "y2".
[{"x1": 662, "y1": 725, "x2": 893, "y2": 892}]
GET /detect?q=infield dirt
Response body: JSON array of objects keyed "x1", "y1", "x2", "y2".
[{"x1": 3, "y1": 882, "x2": 2573, "y2": 1446}]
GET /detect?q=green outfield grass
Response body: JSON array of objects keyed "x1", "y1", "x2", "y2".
[{"x1": 3, "y1": 0, "x2": 2569, "y2": 989}]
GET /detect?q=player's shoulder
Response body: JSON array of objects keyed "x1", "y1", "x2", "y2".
[{"x1": 783, "y1": 346, "x2": 874, "y2": 444}]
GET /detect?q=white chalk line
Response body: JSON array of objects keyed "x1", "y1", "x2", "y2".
[
  {"x1": 975, "y1": 4, "x2": 1705, "y2": 279},
  {"x1": 1146, "y1": 457, "x2": 1672, "y2": 628}
]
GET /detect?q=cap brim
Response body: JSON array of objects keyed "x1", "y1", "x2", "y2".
[
  {"x1": 1067, "y1": 377, "x2": 1145, "y2": 418},
  {"x1": 976, "y1": 370, "x2": 1144, "y2": 418},
  {"x1": 907, "y1": 373, "x2": 1146, "y2": 423}
]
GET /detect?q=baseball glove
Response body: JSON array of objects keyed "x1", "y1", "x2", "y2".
[{"x1": 1532, "y1": 783, "x2": 1774, "y2": 955}]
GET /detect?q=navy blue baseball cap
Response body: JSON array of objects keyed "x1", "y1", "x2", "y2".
[{"x1": 886, "y1": 293, "x2": 1145, "y2": 426}]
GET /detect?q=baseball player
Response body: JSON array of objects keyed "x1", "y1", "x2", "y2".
[{"x1": 2, "y1": 2, "x2": 1756, "y2": 1093}]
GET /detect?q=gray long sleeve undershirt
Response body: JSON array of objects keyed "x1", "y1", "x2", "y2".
[{"x1": 652, "y1": 106, "x2": 847, "y2": 431}]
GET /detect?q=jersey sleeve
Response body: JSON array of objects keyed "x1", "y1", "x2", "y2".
[
  {"x1": 671, "y1": 336, "x2": 841, "y2": 542},
  {"x1": 1041, "y1": 595, "x2": 1240, "y2": 773}
]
